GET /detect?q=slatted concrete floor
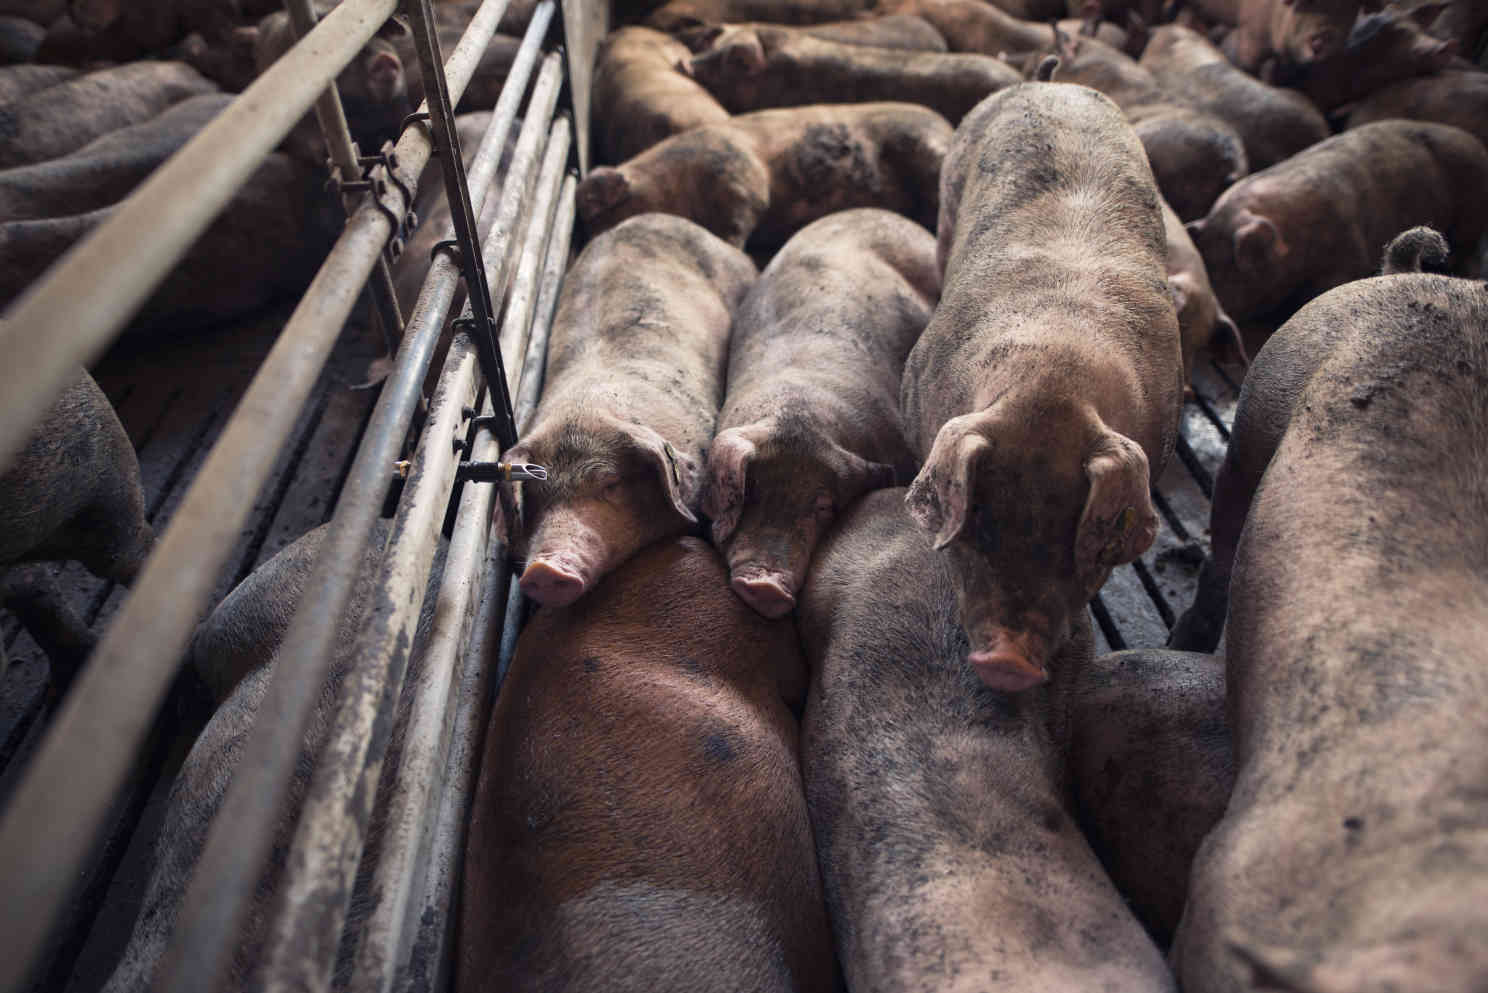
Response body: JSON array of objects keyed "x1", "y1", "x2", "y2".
[{"x1": 0, "y1": 297, "x2": 1243, "y2": 990}]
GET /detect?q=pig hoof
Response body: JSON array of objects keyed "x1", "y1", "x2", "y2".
[
  {"x1": 967, "y1": 651, "x2": 1049, "y2": 692},
  {"x1": 520, "y1": 560, "x2": 588, "y2": 607},
  {"x1": 730, "y1": 573, "x2": 796, "y2": 618}
]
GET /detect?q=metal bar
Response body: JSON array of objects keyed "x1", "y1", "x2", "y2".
[
  {"x1": 261, "y1": 333, "x2": 481, "y2": 993},
  {"x1": 403, "y1": 0, "x2": 515, "y2": 449},
  {"x1": 496, "y1": 116, "x2": 571, "y2": 401},
  {"x1": 149, "y1": 9, "x2": 544, "y2": 989},
  {"x1": 0, "y1": 10, "x2": 511, "y2": 993},
  {"x1": 0, "y1": 0, "x2": 398, "y2": 474},
  {"x1": 284, "y1": 0, "x2": 407, "y2": 370},
  {"x1": 393, "y1": 173, "x2": 575, "y2": 993},
  {"x1": 346, "y1": 121, "x2": 570, "y2": 993}
]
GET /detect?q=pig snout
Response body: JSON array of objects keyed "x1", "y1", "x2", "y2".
[
  {"x1": 520, "y1": 516, "x2": 609, "y2": 607},
  {"x1": 1304, "y1": 28, "x2": 1337, "y2": 59},
  {"x1": 729, "y1": 563, "x2": 798, "y2": 618},
  {"x1": 364, "y1": 47, "x2": 405, "y2": 104},
  {"x1": 967, "y1": 625, "x2": 1051, "y2": 692}
]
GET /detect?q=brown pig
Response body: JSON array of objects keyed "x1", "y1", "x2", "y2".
[
  {"x1": 799, "y1": 491, "x2": 1176, "y2": 991},
  {"x1": 642, "y1": 0, "x2": 874, "y2": 32},
  {"x1": 1282, "y1": 4, "x2": 1460, "y2": 109},
  {"x1": 591, "y1": 26, "x2": 729, "y2": 166},
  {"x1": 676, "y1": 14, "x2": 950, "y2": 51},
  {"x1": 1169, "y1": 242, "x2": 1488, "y2": 993},
  {"x1": 1068, "y1": 648, "x2": 1233, "y2": 946},
  {"x1": 0, "y1": 93, "x2": 229, "y2": 222},
  {"x1": 1219, "y1": 0, "x2": 1365, "y2": 72},
  {"x1": 1140, "y1": 23, "x2": 1330, "y2": 170},
  {"x1": 502, "y1": 214, "x2": 756, "y2": 607},
  {"x1": 883, "y1": 0, "x2": 1068, "y2": 55},
  {"x1": 1031, "y1": 29, "x2": 1249, "y2": 220},
  {"x1": 1162, "y1": 197, "x2": 1244, "y2": 385},
  {"x1": 704, "y1": 209, "x2": 937, "y2": 618},
  {"x1": 1184, "y1": 120, "x2": 1488, "y2": 325},
  {"x1": 681, "y1": 23, "x2": 1021, "y2": 122},
  {"x1": 458, "y1": 537, "x2": 835, "y2": 993},
  {"x1": 1344, "y1": 65, "x2": 1488, "y2": 153},
  {"x1": 0, "y1": 61, "x2": 217, "y2": 170},
  {"x1": 577, "y1": 102, "x2": 950, "y2": 249},
  {"x1": 902, "y1": 81, "x2": 1181, "y2": 692}
]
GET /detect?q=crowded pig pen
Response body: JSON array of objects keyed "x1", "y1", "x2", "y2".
[{"x1": 0, "y1": 0, "x2": 1484, "y2": 985}]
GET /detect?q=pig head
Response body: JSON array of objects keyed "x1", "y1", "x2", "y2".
[
  {"x1": 507, "y1": 410, "x2": 704, "y2": 608},
  {"x1": 905, "y1": 401, "x2": 1157, "y2": 692},
  {"x1": 703, "y1": 419, "x2": 896, "y2": 617}
]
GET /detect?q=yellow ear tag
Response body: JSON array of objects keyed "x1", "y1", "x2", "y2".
[{"x1": 1117, "y1": 506, "x2": 1133, "y2": 533}]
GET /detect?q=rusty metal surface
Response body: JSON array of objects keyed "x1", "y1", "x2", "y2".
[{"x1": 0, "y1": 0, "x2": 399, "y2": 475}]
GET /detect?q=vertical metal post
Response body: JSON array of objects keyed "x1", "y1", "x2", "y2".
[{"x1": 402, "y1": 0, "x2": 519, "y2": 450}]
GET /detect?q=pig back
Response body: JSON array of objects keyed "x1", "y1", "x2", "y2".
[
  {"x1": 535, "y1": 213, "x2": 757, "y2": 463},
  {"x1": 458, "y1": 536, "x2": 832, "y2": 993},
  {"x1": 592, "y1": 26, "x2": 729, "y2": 165}
]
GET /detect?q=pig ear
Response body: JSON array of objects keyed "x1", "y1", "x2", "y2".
[
  {"x1": 576, "y1": 167, "x2": 631, "y2": 219},
  {"x1": 378, "y1": 13, "x2": 411, "y2": 39},
  {"x1": 681, "y1": 25, "x2": 728, "y2": 52},
  {"x1": 1233, "y1": 212, "x2": 1286, "y2": 274},
  {"x1": 1426, "y1": 38, "x2": 1457, "y2": 68},
  {"x1": 725, "y1": 32, "x2": 767, "y2": 74},
  {"x1": 905, "y1": 410, "x2": 999, "y2": 549},
  {"x1": 232, "y1": 25, "x2": 259, "y2": 51},
  {"x1": 1215, "y1": 310, "x2": 1250, "y2": 366},
  {"x1": 827, "y1": 443, "x2": 898, "y2": 508},
  {"x1": 1053, "y1": 22, "x2": 1080, "y2": 61},
  {"x1": 1075, "y1": 430, "x2": 1159, "y2": 595},
  {"x1": 701, "y1": 427, "x2": 758, "y2": 544},
  {"x1": 1168, "y1": 273, "x2": 1194, "y2": 316},
  {"x1": 624, "y1": 422, "x2": 700, "y2": 525}
]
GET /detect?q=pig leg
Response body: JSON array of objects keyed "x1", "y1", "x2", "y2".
[{"x1": 0, "y1": 564, "x2": 99, "y2": 696}]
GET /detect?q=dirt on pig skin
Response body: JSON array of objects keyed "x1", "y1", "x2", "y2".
[
  {"x1": 902, "y1": 81, "x2": 1181, "y2": 692},
  {"x1": 705, "y1": 208, "x2": 937, "y2": 618},
  {"x1": 1186, "y1": 120, "x2": 1488, "y2": 327},
  {"x1": 458, "y1": 537, "x2": 835, "y2": 993},
  {"x1": 577, "y1": 102, "x2": 950, "y2": 250},
  {"x1": 504, "y1": 214, "x2": 756, "y2": 608},
  {"x1": 799, "y1": 491, "x2": 1176, "y2": 992},
  {"x1": 1170, "y1": 264, "x2": 1488, "y2": 993}
]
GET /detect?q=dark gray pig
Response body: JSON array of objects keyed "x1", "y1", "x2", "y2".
[
  {"x1": 1170, "y1": 239, "x2": 1488, "y2": 993},
  {"x1": 0, "y1": 14, "x2": 44, "y2": 62},
  {"x1": 502, "y1": 213, "x2": 756, "y2": 607},
  {"x1": 458, "y1": 537, "x2": 836, "y2": 993},
  {"x1": 682, "y1": 24, "x2": 1021, "y2": 122},
  {"x1": 704, "y1": 208, "x2": 937, "y2": 617},
  {"x1": 0, "y1": 93, "x2": 229, "y2": 221},
  {"x1": 1068, "y1": 647, "x2": 1233, "y2": 945},
  {"x1": 577, "y1": 102, "x2": 950, "y2": 249},
  {"x1": 0, "y1": 64, "x2": 78, "y2": 104},
  {"x1": 1185, "y1": 120, "x2": 1488, "y2": 325},
  {"x1": 1139, "y1": 23, "x2": 1330, "y2": 171},
  {"x1": 902, "y1": 81, "x2": 1181, "y2": 691},
  {"x1": 0, "y1": 61, "x2": 217, "y2": 170},
  {"x1": 800, "y1": 490, "x2": 1176, "y2": 990}
]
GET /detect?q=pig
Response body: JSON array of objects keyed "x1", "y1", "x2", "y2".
[
  {"x1": 0, "y1": 0, "x2": 62, "y2": 22},
  {"x1": 1068, "y1": 648, "x2": 1233, "y2": 946},
  {"x1": 681, "y1": 23, "x2": 1022, "y2": 123},
  {"x1": 1184, "y1": 120, "x2": 1488, "y2": 325},
  {"x1": 1219, "y1": 0, "x2": 1365, "y2": 72},
  {"x1": 1031, "y1": 29, "x2": 1249, "y2": 220},
  {"x1": 1162, "y1": 197, "x2": 1245, "y2": 386},
  {"x1": 0, "y1": 14, "x2": 44, "y2": 62},
  {"x1": 0, "y1": 64, "x2": 78, "y2": 105},
  {"x1": 0, "y1": 367, "x2": 152, "y2": 683},
  {"x1": 0, "y1": 151, "x2": 340, "y2": 332},
  {"x1": 799, "y1": 490, "x2": 1176, "y2": 991},
  {"x1": 677, "y1": 14, "x2": 951, "y2": 51},
  {"x1": 1139, "y1": 23, "x2": 1330, "y2": 171},
  {"x1": 0, "y1": 93, "x2": 230, "y2": 222},
  {"x1": 576, "y1": 102, "x2": 951, "y2": 249},
  {"x1": 0, "y1": 61, "x2": 218, "y2": 170},
  {"x1": 642, "y1": 0, "x2": 875, "y2": 32},
  {"x1": 703, "y1": 209, "x2": 937, "y2": 618},
  {"x1": 1169, "y1": 242, "x2": 1488, "y2": 993},
  {"x1": 1283, "y1": 4, "x2": 1460, "y2": 109},
  {"x1": 902, "y1": 81, "x2": 1181, "y2": 692},
  {"x1": 389, "y1": 4, "x2": 522, "y2": 112},
  {"x1": 501, "y1": 214, "x2": 756, "y2": 607},
  {"x1": 591, "y1": 26, "x2": 729, "y2": 166},
  {"x1": 102, "y1": 519, "x2": 444, "y2": 992},
  {"x1": 458, "y1": 536, "x2": 836, "y2": 993},
  {"x1": 882, "y1": 0, "x2": 1072, "y2": 56},
  {"x1": 1344, "y1": 66, "x2": 1488, "y2": 154},
  {"x1": 250, "y1": 9, "x2": 411, "y2": 167},
  {"x1": 168, "y1": 28, "x2": 262, "y2": 92}
]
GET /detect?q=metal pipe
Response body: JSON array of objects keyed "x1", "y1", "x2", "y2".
[
  {"x1": 393, "y1": 173, "x2": 575, "y2": 993},
  {"x1": 0, "y1": 9, "x2": 511, "y2": 993},
  {"x1": 260, "y1": 332, "x2": 481, "y2": 993},
  {"x1": 0, "y1": 0, "x2": 397, "y2": 473}
]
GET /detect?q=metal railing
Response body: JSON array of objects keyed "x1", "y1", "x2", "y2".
[{"x1": 0, "y1": 0, "x2": 589, "y2": 987}]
